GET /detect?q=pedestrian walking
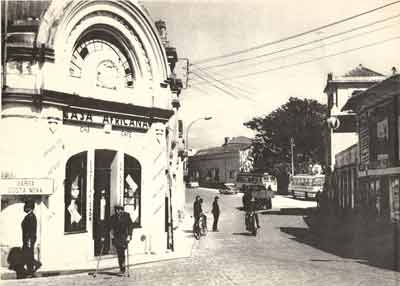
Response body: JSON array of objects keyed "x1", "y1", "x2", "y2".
[
  {"x1": 193, "y1": 195, "x2": 202, "y2": 228},
  {"x1": 21, "y1": 200, "x2": 41, "y2": 278},
  {"x1": 212, "y1": 196, "x2": 220, "y2": 231},
  {"x1": 109, "y1": 204, "x2": 134, "y2": 275},
  {"x1": 316, "y1": 191, "x2": 321, "y2": 208}
]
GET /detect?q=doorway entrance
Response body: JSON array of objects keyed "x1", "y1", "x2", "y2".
[{"x1": 93, "y1": 150, "x2": 118, "y2": 256}]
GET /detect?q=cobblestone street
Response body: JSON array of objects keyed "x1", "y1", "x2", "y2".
[{"x1": 3, "y1": 188, "x2": 400, "y2": 286}]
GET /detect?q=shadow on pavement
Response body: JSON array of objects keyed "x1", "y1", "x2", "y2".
[
  {"x1": 88, "y1": 271, "x2": 123, "y2": 277},
  {"x1": 260, "y1": 207, "x2": 316, "y2": 216},
  {"x1": 280, "y1": 213, "x2": 397, "y2": 271},
  {"x1": 232, "y1": 232, "x2": 254, "y2": 236}
]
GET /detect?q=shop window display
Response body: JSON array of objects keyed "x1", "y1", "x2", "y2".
[
  {"x1": 124, "y1": 154, "x2": 141, "y2": 228},
  {"x1": 64, "y1": 152, "x2": 87, "y2": 233}
]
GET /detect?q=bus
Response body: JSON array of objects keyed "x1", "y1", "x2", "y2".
[{"x1": 289, "y1": 174, "x2": 324, "y2": 200}]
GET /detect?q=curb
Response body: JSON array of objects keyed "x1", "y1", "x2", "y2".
[
  {"x1": 1, "y1": 213, "x2": 196, "y2": 281},
  {"x1": 1, "y1": 253, "x2": 192, "y2": 280}
]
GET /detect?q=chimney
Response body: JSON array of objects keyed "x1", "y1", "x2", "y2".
[{"x1": 224, "y1": 137, "x2": 230, "y2": 146}]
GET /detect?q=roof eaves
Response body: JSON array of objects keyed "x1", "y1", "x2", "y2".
[{"x1": 342, "y1": 74, "x2": 400, "y2": 112}]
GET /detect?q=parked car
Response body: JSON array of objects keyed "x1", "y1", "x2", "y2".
[
  {"x1": 186, "y1": 181, "x2": 199, "y2": 188},
  {"x1": 219, "y1": 183, "x2": 239, "y2": 194}
]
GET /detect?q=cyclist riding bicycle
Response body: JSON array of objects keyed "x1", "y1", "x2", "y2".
[
  {"x1": 193, "y1": 196, "x2": 202, "y2": 230},
  {"x1": 244, "y1": 193, "x2": 260, "y2": 229},
  {"x1": 193, "y1": 196, "x2": 207, "y2": 234}
]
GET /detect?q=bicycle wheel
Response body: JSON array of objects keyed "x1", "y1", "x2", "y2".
[
  {"x1": 201, "y1": 222, "x2": 208, "y2": 236},
  {"x1": 193, "y1": 224, "x2": 201, "y2": 240}
]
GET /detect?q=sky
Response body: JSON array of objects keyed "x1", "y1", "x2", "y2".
[{"x1": 144, "y1": 0, "x2": 400, "y2": 150}]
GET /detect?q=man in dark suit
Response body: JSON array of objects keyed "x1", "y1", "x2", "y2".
[
  {"x1": 21, "y1": 200, "x2": 41, "y2": 277},
  {"x1": 193, "y1": 195, "x2": 202, "y2": 229},
  {"x1": 109, "y1": 204, "x2": 134, "y2": 274},
  {"x1": 211, "y1": 196, "x2": 220, "y2": 232}
]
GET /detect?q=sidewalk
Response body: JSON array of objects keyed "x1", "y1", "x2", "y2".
[
  {"x1": 0, "y1": 212, "x2": 195, "y2": 280},
  {"x1": 305, "y1": 207, "x2": 397, "y2": 271}
]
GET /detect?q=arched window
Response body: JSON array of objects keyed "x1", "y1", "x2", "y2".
[
  {"x1": 124, "y1": 154, "x2": 141, "y2": 228},
  {"x1": 64, "y1": 152, "x2": 87, "y2": 233}
]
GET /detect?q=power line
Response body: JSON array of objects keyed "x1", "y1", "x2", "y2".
[
  {"x1": 191, "y1": 70, "x2": 254, "y2": 101},
  {"x1": 192, "y1": 68, "x2": 256, "y2": 101},
  {"x1": 191, "y1": 21, "x2": 400, "y2": 85},
  {"x1": 203, "y1": 35, "x2": 400, "y2": 81},
  {"x1": 192, "y1": 1, "x2": 400, "y2": 65},
  {"x1": 193, "y1": 13, "x2": 400, "y2": 71},
  {"x1": 188, "y1": 85, "x2": 213, "y2": 97},
  {"x1": 191, "y1": 71, "x2": 241, "y2": 99}
]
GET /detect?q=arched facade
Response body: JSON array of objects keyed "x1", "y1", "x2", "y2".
[{"x1": 0, "y1": 0, "x2": 185, "y2": 270}]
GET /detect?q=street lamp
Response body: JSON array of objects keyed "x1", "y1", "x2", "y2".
[
  {"x1": 184, "y1": 116, "x2": 212, "y2": 181},
  {"x1": 185, "y1": 116, "x2": 213, "y2": 153}
]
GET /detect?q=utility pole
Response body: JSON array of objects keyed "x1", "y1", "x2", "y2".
[{"x1": 290, "y1": 137, "x2": 295, "y2": 176}]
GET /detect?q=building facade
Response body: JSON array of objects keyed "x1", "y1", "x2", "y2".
[
  {"x1": 0, "y1": 0, "x2": 185, "y2": 269},
  {"x1": 342, "y1": 73, "x2": 400, "y2": 221},
  {"x1": 324, "y1": 65, "x2": 385, "y2": 201},
  {"x1": 188, "y1": 137, "x2": 253, "y2": 186},
  {"x1": 333, "y1": 144, "x2": 358, "y2": 212}
]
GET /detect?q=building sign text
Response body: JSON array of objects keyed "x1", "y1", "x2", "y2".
[
  {"x1": 0, "y1": 178, "x2": 54, "y2": 195},
  {"x1": 63, "y1": 109, "x2": 151, "y2": 131}
]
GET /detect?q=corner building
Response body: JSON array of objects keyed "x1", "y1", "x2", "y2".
[{"x1": 0, "y1": 0, "x2": 185, "y2": 269}]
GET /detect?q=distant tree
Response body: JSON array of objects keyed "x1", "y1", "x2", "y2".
[{"x1": 244, "y1": 97, "x2": 327, "y2": 194}]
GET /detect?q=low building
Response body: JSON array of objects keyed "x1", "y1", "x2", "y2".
[
  {"x1": 334, "y1": 144, "x2": 358, "y2": 212},
  {"x1": 188, "y1": 136, "x2": 253, "y2": 186}
]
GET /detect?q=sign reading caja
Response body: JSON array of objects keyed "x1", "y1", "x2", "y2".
[
  {"x1": 0, "y1": 178, "x2": 54, "y2": 195},
  {"x1": 63, "y1": 109, "x2": 151, "y2": 131}
]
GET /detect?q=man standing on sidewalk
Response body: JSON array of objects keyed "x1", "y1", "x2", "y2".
[
  {"x1": 21, "y1": 200, "x2": 41, "y2": 278},
  {"x1": 109, "y1": 204, "x2": 134, "y2": 274},
  {"x1": 212, "y1": 196, "x2": 220, "y2": 231}
]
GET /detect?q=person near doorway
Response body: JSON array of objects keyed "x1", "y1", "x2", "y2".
[
  {"x1": 21, "y1": 200, "x2": 41, "y2": 278},
  {"x1": 212, "y1": 196, "x2": 220, "y2": 231},
  {"x1": 109, "y1": 204, "x2": 134, "y2": 274}
]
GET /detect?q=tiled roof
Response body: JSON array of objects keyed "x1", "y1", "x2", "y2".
[
  {"x1": 342, "y1": 74, "x2": 400, "y2": 111},
  {"x1": 344, "y1": 64, "x2": 384, "y2": 77},
  {"x1": 193, "y1": 137, "x2": 252, "y2": 157},
  {"x1": 194, "y1": 143, "x2": 250, "y2": 157},
  {"x1": 226, "y1": 136, "x2": 252, "y2": 145}
]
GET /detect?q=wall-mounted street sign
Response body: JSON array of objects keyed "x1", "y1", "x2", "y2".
[
  {"x1": 63, "y1": 108, "x2": 151, "y2": 131},
  {"x1": 0, "y1": 178, "x2": 54, "y2": 195}
]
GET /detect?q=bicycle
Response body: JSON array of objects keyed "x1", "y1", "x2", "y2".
[
  {"x1": 193, "y1": 214, "x2": 208, "y2": 240},
  {"x1": 245, "y1": 211, "x2": 258, "y2": 236}
]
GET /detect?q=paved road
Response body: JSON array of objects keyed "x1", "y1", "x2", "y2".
[{"x1": 3, "y1": 188, "x2": 400, "y2": 285}]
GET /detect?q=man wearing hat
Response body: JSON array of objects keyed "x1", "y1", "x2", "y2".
[
  {"x1": 109, "y1": 204, "x2": 134, "y2": 274},
  {"x1": 211, "y1": 196, "x2": 220, "y2": 232},
  {"x1": 21, "y1": 200, "x2": 41, "y2": 277}
]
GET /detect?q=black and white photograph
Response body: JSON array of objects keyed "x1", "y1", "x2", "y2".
[{"x1": 0, "y1": 0, "x2": 400, "y2": 285}]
